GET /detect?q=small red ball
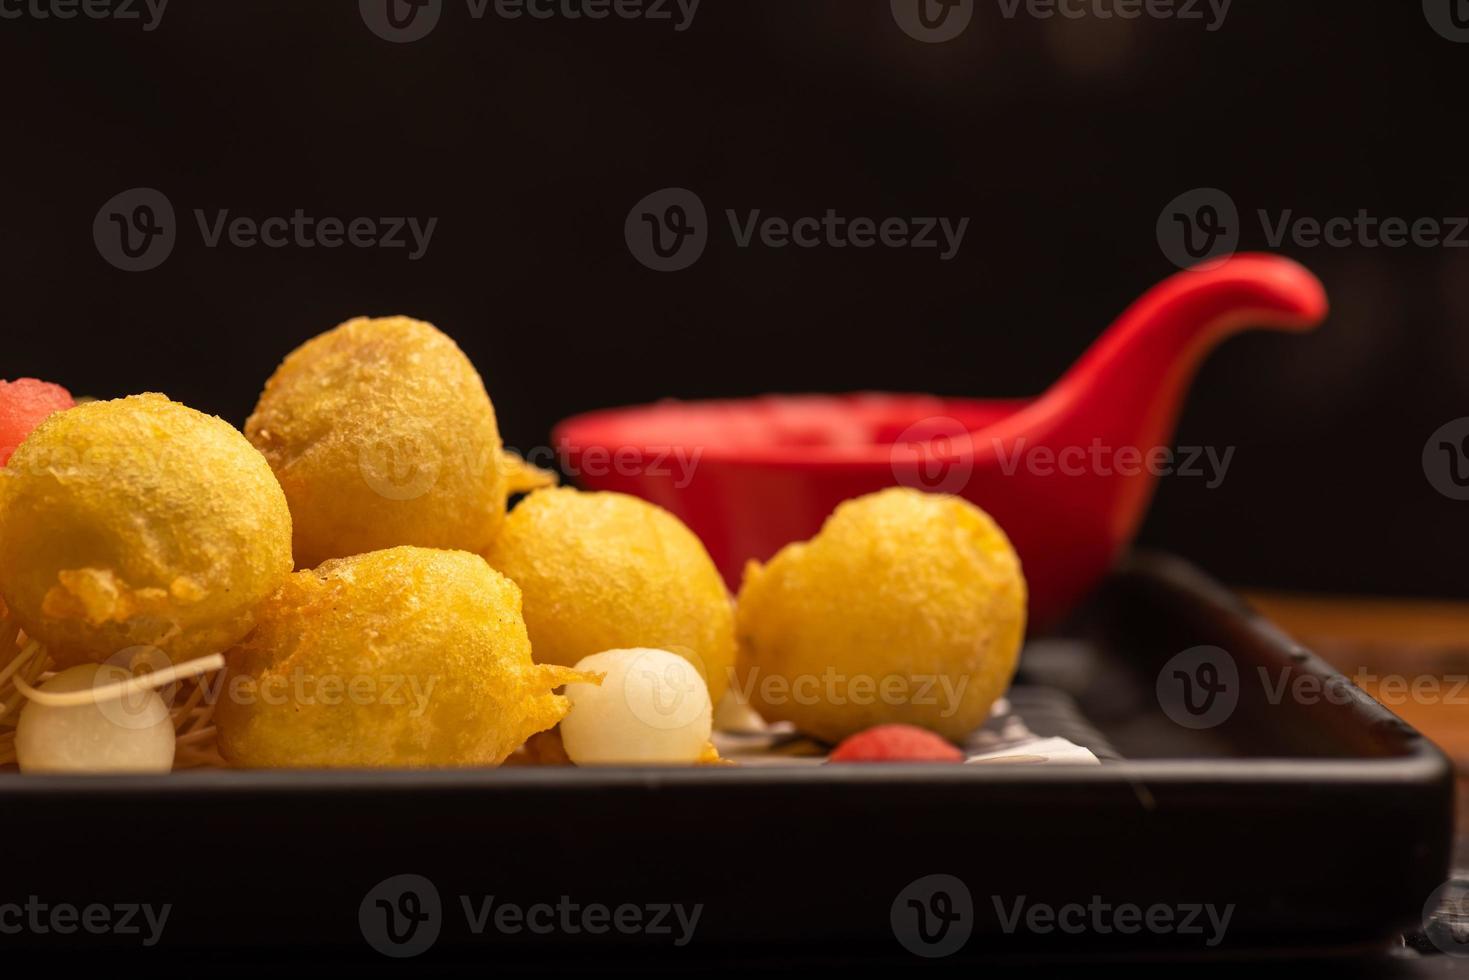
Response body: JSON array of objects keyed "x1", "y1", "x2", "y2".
[
  {"x1": 828, "y1": 724, "x2": 966, "y2": 763},
  {"x1": 0, "y1": 379, "x2": 74, "y2": 466}
]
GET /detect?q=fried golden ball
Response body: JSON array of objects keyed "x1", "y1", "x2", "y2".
[
  {"x1": 735, "y1": 488, "x2": 1027, "y2": 743},
  {"x1": 0, "y1": 394, "x2": 293, "y2": 668},
  {"x1": 216, "y1": 547, "x2": 585, "y2": 768},
  {"x1": 246, "y1": 316, "x2": 550, "y2": 569},
  {"x1": 484, "y1": 488, "x2": 735, "y2": 703}
]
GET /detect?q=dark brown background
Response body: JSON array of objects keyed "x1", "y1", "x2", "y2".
[{"x1": 2, "y1": 0, "x2": 1465, "y2": 597}]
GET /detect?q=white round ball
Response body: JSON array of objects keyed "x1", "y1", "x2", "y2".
[
  {"x1": 561, "y1": 648, "x2": 712, "y2": 765},
  {"x1": 16, "y1": 664, "x2": 176, "y2": 774}
]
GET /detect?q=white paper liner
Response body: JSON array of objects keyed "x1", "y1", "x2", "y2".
[{"x1": 712, "y1": 698, "x2": 1102, "y2": 767}]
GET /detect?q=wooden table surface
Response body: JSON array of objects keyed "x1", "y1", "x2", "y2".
[{"x1": 1245, "y1": 592, "x2": 1469, "y2": 835}]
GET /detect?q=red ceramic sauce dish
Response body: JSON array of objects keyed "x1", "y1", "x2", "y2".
[{"x1": 554, "y1": 254, "x2": 1328, "y2": 627}]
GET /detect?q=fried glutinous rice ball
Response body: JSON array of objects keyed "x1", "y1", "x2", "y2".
[
  {"x1": 735, "y1": 487, "x2": 1027, "y2": 743},
  {"x1": 246, "y1": 316, "x2": 551, "y2": 569},
  {"x1": 215, "y1": 547, "x2": 588, "y2": 768},
  {"x1": 485, "y1": 488, "x2": 736, "y2": 704},
  {"x1": 0, "y1": 394, "x2": 293, "y2": 668}
]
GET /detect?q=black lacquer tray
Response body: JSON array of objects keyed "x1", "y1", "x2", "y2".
[{"x1": 0, "y1": 554, "x2": 1452, "y2": 968}]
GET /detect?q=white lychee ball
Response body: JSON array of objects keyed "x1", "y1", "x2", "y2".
[
  {"x1": 16, "y1": 664, "x2": 175, "y2": 774},
  {"x1": 713, "y1": 688, "x2": 767, "y2": 734},
  {"x1": 561, "y1": 648, "x2": 712, "y2": 765}
]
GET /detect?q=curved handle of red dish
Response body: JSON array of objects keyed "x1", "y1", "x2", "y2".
[
  {"x1": 1008, "y1": 253, "x2": 1328, "y2": 451},
  {"x1": 1172, "y1": 253, "x2": 1329, "y2": 326},
  {"x1": 1136, "y1": 251, "x2": 1329, "y2": 336},
  {"x1": 985, "y1": 253, "x2": 1328, "y2": 565},
  {"x1": 1056, "y1": 253, "x2": 1327, "y2": 396}
]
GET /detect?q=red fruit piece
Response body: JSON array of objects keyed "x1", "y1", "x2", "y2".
[
  {"x1": 0, "y1": 379, "x2": 75, "y2": 466},
  {"x1": 828, "y1": 724, "x2": 966, "y2": 763}
]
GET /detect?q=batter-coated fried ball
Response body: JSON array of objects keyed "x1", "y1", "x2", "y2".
[
  {"x1": 485, "y1": 488, "x2": 736, "y2": 703},
  {"x1": 0, "y1": 394, "x2": 293, "y2": 667},
  {"x1": 735, "y1": 488, "x2": 1027, "y2": 743},
  {"x1": 246, "y1": 316, "x2": 548, "y2": 569},
  {"x1": 216, "y1": 547, "x2": 586, "y2": 768}
]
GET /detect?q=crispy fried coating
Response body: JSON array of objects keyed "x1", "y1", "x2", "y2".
[
  {"x1": 216, "y1": 547, "x2": 586, "y2": 768},
  {"x1": 735, "y1": 488, "x2": 1027, "y2": 743},
  {"x1": 485, "y1": 488, "x2": 736, "y2": 703},
  {"x1": 0, "y1": 394, "x2": 293, "y2": 667},
  {"x1": 246, "y1": 316, "x2": 548, "y2": 569}
]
